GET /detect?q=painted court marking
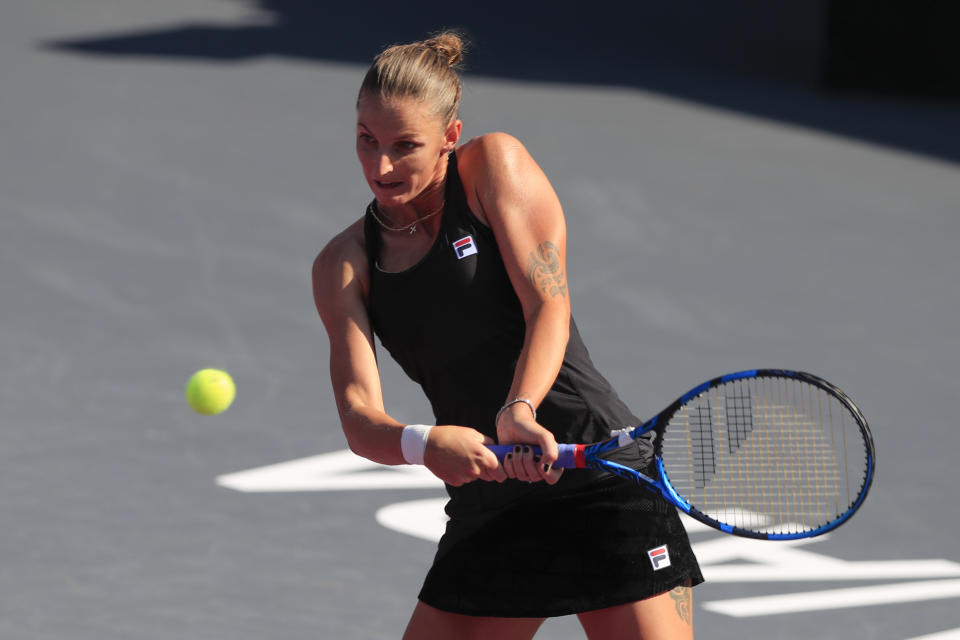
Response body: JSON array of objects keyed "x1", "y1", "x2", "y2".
[
  {"x1": 218, "y1": 450, "x2": 960, "y2": 631},
  {"x1": 905, "y1": 630, "x2": 960, "y2": 640},
  {"x1": 216, "y1": 449, "x2": 437, "y2": 491},
  {"x1": 703, "y1": 580, "x2": 960, "y2": 618}
]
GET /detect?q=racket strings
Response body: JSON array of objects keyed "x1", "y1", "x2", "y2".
[{"x1": 659, "y1": 377, "x2": 868, "y2": 536}]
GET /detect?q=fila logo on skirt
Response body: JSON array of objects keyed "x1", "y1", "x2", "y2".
[{"x1": 647, "y1": 545, "x2": 671, "y2": 571}]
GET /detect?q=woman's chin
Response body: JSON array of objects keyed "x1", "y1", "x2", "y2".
[{"x1": 372, "y1": 186, "x2": 410, "y2": 205}]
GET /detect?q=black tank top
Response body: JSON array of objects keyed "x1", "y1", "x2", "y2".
[{"x1": 364, "y1": 151, "x2": 639, "y2": 447}]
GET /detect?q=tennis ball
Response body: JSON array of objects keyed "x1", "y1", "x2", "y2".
[{"x1": 185, "y1": 368, "x2": 235, "y2": 415}]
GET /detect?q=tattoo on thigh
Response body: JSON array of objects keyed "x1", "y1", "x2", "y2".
[
  {"x1": 527, "y1": 241, "x2": 567, "y2": 298},
  {"x1": 669, "y1": 586, "x2": 692, "y2": 626}
]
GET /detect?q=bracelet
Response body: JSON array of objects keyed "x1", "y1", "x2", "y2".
[
  {"x1": 495, "y1": 397, "x2": 537, "y2": 427},
  {"x1": 400, "y1": 424, "x2": 433, "y2": 465}
]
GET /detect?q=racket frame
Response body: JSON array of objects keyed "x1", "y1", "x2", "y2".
[{"x1": 492, "y1": 369, "x2": 876, "y2": 540}]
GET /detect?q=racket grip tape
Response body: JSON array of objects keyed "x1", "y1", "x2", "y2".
[{"x1": 486, "y1": 443, "x2": 583, "y2": 468}]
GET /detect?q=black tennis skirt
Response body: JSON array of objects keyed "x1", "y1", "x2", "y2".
[{"x1": 418, "y1": 471, "x2": 705, "y2": 618}]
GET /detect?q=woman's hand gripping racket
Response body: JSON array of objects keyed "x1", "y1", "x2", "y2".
[{"x1": 489, "y1": 369, "x2": 875, "y2": 540}]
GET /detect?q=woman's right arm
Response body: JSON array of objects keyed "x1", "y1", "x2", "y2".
[{"x1": 312, "y1": 221, "x2": 504, "y2": 486}]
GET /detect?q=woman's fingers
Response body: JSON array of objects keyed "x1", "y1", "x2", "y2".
[
  {"x1": 519, "y1": 445, "x2": 541, "y2": 481},
  {"x1": 539, "y1": 461, "x2": 564, "y2": 485},
  {"x1": 501, "y1": 444, "x2": 563, "y2": 484},
  {"x1": 502, "y1": 445, "x2": 523, "y2": 481}
]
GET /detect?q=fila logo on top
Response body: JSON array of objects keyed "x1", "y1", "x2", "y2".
[
  {"x1": 453, "y1": 235, "x2": 477, "y2": 259},
  {"x1": 648, "y1": 545, "x2": 671, "y2": 571}
]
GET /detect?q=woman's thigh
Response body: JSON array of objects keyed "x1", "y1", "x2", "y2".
[
  {"x1": 403, "y1": 601, "x2": 546, "y2": 640},
  {"x1": 577, "y1": 582, "x2": 693, "y2": 640}
]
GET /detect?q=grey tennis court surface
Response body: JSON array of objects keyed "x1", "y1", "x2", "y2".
[{"x1": 3, "y1": 1, "x2": 959, "y2": 638}]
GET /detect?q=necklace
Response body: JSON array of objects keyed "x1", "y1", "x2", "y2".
[{"x1": 369, "y1": 200, "x2": 445, "y2": 235}]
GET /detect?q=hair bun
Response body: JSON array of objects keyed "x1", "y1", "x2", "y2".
[
  {"x1": 360, "y1": 31, "x2": 465, "y2": 124},
  {"x1": 424, "y1": 31, "x2": 465, "y2": 68}
]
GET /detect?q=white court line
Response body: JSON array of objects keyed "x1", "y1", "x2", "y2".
[
  {"x1": 376, "y1": 498, "x2": 449, "y2": 542},
  {"x1": 905, "y1": 628, "x2": 960, "y2": 640},
  {"x1": 703, "y1": 579, "x2": 960, "y2": 618},
  {"x1": 215, "y1": 449, "x2": 439, "y2": 491}
]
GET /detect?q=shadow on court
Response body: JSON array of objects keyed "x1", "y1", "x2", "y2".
[{"x1": 45, "y1": 0, "x2": 960, "y2": 165}]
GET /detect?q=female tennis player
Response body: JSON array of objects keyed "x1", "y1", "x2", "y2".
[{"x1": 312, "y1": 31, "x2": 703, "y2": 639}]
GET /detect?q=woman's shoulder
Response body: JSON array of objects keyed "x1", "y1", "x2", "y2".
[
  {"x1": 457, "y1": 132, "x2": 539, "y2": 196},
  {"x1": 458, "y1": 132, "x2": 528, "y2": 165},
  {"x1": 312, "y1": 217, "x2": 369, "y2": 294}
]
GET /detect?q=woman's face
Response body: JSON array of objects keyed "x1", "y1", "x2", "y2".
[{"x1": 356, "y1": 93, "x2": 460, "y2": 208}]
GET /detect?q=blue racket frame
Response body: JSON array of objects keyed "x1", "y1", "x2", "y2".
[{"x1": 490, "y1": 369, "x2": 876, "y2": 540}]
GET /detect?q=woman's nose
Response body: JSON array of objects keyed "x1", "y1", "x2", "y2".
[{"x1": 376, "y1": 153, "x2": 393, "y2": 176}]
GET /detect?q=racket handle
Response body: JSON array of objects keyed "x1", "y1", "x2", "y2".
[{"x1": 487, "y1": 443, "x2": 580, "y2": 468}]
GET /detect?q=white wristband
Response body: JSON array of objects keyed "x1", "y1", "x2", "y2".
[{"x1": 401, "y1": 424, "x2": 433, "y2": 465}]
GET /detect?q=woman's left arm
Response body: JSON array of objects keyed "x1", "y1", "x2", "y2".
[{"x1": 461, "y1": 133, "x2": 571, "y2": 483}]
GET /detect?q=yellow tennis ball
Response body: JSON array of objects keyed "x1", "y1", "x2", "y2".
[{"x1": 185, "y1": 369, "x2": 236, "y2": 415}]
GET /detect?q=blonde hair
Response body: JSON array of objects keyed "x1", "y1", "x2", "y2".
[{"x1": 358, "y1": 31, "x2": 465, "y2": 125}]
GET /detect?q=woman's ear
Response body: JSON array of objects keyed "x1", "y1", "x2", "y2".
[{"x1": 442, "y1": 119, "x2": 463, "y2": 154}]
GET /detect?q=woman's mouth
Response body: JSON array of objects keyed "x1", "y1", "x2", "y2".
[{"x1": 376, "y1": 180, "x2": 403, "y2": 190}]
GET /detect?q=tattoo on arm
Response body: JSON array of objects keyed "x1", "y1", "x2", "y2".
[
  {"x1": 669, "y1": 585, "x2": 692, "y2": 626},
  {"x1": 527, "y1": 241, "x2": 567, "y2": 298}
]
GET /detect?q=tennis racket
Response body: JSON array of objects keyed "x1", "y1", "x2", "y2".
[{"x1": 489, "y1": 369, "x2": 875, "y2": 540}]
